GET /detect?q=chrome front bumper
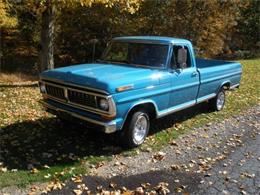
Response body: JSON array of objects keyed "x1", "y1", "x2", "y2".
[{"x1": 40, "y1": 100, "x2": 117, "y2": 133}]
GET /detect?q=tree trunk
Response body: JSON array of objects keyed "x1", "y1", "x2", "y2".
[
  {"x1": 0, "y1": 28, "x2": 2, "y2": 72},
  {"x1": 39, "y1": 0, "x2": 55, "y2": 71}
]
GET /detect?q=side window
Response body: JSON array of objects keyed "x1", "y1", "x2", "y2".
[{"x1": 171, "y1": 45, "x2": 191, "y2": 69}]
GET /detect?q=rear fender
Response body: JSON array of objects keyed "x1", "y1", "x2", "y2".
[{"x1": 218, "y1": 81, "x2": 231, "y2": 92}]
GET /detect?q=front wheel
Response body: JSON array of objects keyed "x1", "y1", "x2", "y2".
[
  {"x1": 121, "y1": 110, "x2": 150, "y2": 148},
  {"x1": 209, "y1": 88, "x2": 226, "y2": 111}
]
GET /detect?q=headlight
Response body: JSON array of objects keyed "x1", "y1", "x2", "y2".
[
  {"x1": 99, "y1": 98, "x2": 109, "y2": 111},
  {"x1": 39, "y1": 82, "x2": 46, "y2": 93}
]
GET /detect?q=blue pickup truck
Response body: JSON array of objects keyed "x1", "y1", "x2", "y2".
[{"x1": 39, "y1": 36, "x2": 242, "y2": 147}]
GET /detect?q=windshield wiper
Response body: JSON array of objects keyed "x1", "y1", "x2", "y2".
[
  {"x1": 98, "y1": 59, "x2": 161, "y2": 69},
  {"x1": 96, "y1": 59, "x2": 109, "y2": 63},
  {"x1": 99, "y1": 59, "x2": 130, "y2": 64}
]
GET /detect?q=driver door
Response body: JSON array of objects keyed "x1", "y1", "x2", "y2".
[{"x1": 168, "y1": 44, "x2": 200, "y2": 109}]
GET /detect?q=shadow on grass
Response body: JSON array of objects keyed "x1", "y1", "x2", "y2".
[{"x1": 0, "y1": 102, "x2": 211, "y2": 170}]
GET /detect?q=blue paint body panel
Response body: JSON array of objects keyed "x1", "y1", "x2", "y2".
[
  {"x1": 39, "y1": 36, "x2": 242, "y2": 131},
  {"x1": 196, "y1": 58, "x2": 242, "y2": 98},
  {"x1": 40, "y1": 63, "x2": 162, "y2": 94}
]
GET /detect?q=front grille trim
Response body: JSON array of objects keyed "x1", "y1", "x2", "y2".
[
  {"x1": 41, "y1": 81, "x2": 113, "y2": 116},
  {"x1": 45, "y1": 84, "x2": 66, "y2": 100},
  {"x1": 67, "y1": 89, "x2": 97, "y2": 108}
]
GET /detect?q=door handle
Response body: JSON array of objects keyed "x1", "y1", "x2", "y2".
[{"x1": 192, "y1": 71, "x2": 198, "y2": 76}]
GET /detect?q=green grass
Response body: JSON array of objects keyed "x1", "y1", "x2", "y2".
[
  {"x1": 0, "y1": 164, "x2": 85, "y2": 188},
  {"x1": 0, "y1": 58, "x2": 259, "y2": 188}
]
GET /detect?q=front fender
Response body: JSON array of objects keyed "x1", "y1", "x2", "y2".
[
  {"x1": 112, "y1": 81, "x2": 171, "y2": 130},
  {"x1": 116, "y1": 99, "x2": 159, "y2": 130}
]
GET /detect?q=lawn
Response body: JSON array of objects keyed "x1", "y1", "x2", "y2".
[{"x1": 0, "y1": 59, "x2": 259, "y2": 188}]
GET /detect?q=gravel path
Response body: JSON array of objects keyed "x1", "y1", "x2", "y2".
[{"x1": 1, "y1": 105, "x2": 259, "y2": 195}]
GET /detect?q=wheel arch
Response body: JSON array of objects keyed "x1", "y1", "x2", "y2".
[
  {"x1": 120, "y1": 100, "x2": 158, "y2": 130},
  {"x1": 218, "y1": 81, "x2": 231, "y2": 92}
]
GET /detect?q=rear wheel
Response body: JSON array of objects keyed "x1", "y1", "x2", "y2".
[
  {"x1": 209, "y1": 88, "x2": 226, "y2": 111},
  {"x1": 120, "y1": 110, "x2": 150, "y2": 148}
]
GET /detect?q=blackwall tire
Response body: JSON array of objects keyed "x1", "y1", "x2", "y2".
[
  {"x1": 209, "y1": 88, "x2": 226, "y2": 111},
  {"x1": 120, "y1": 110, "x2": 150, "y2": 148}
]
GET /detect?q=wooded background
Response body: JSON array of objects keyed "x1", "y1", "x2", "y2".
[{"x1": 0, "y1": 0, "x2": 259, "y2": 74}]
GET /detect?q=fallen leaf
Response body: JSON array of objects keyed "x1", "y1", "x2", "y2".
[
  {"x1": 95, "y1": 161, "x2": 104, "y2": 169},
  {"x1": 0, "y1": 167, "x2": 7, "y2": 172},
  {"x1": 153, "y1": 152, "x2": 166, "y2": 161},
  {"x1": 71, "y1": 175, "x2": 83, "y2": 183},
  {"x1": 141, "y1": 182, "x2": 151, "y2": 189},
  {"x1": 73, "y1": 189, "x2": 83, "y2": 195},
  {"x1": 169, "y1": 140, "x2": 178, "y2": 146},
  {"x1": 171, "y1": 164, "x2": 180, "y2": 171},
  {"x1": 134, "y1": 187, "x2": 144, "y2": 195},
  {"x1": 30, "y1": 168, "x2": 39, "y2": 174},
  {"x1": 109, "y1": 182, "x2": 117, "y2": 189}
]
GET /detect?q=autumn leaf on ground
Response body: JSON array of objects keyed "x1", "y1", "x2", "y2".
[
  {"x1": 30, "y1": 168, "x2": 39, "y2": 174},
  {"x1": 71, "y1": 175, "x2": 83, "y2": 183},
  {"x1": 73, "y1": 189, "x2": 83, "y2": 195},
  {"x1": 169, "y1": 140, "x2": 178, "y2": 146},
  {"x1": 170, "y1": 164, "x2": 181, "y2": 171},
  {"x1": 153, "y1": 152, "x2": 166, "y2": 162},
  {"x1": 154, "y1": 182, "x2": 170, "y2": 194}
]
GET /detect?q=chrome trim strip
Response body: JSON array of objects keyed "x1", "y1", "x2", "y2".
[
  {"x1": 196, "y1": 93, "x2": 216, "y2": 104},
  {"x1": 39, "y1": 77, "x2": 109, "y2": 95},
  {"x1": 230, "y1": 84, "x2": 240, "y2": 89},
  {"x1": 157, "y1": 93, "x2": 217, "y2": 118},
  {"x1": 64, "y1": 88, "x2": 68, "y2": 99},
  {"x1": 157, "y1": 93, "x2": 216, "y2": 118},
  {"x1": 40, "y1": 100, "x2": 117, "y2": 133},
  {"x1": 157, "y1": 101, "x2": 196, "y2": 118}
]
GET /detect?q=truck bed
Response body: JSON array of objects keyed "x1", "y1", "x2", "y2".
[
  {"x1": 195, "y1": 58, "x2": 242, "y2": 100},
  {"x1": 196, "y1": 58, "x2": 234, "y2": 69}
]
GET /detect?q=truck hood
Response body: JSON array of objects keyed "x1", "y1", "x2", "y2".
[{"x1": 40, "y1": 63, "x2": 163, "y2": 94}]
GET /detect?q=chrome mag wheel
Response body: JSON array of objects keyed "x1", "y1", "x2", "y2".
[
  {"x1": 216, "y1": 91, "x2": 225, "y2": 110},
  {"x1": 133, "y1": 114, "x2": 148, "y2": 145}
]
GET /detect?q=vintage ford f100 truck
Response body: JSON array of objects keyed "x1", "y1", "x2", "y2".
[{"x1": 39, "y1": 36, "x2": 242, "y2": 147}]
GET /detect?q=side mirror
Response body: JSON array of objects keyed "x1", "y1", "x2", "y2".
[{"x1": 177, "y1": 47, "x2": 187, "y2": 69}]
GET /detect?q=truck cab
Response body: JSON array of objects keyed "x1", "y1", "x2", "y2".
[{"x1": 39, "y1": 36, "x2": 242, "y2": 147}]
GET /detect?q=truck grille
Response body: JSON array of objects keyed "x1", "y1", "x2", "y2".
[
  {"x1": 44, "y1": 82, "x2": 99, "y2": 110},
  {"x1": 41, "y1": 79, "x2": 115, "y2": 117},
  {"x1": 68, "y1": 90, "x2": 96, "y2": 108},
  {"x1": 45, "y1": 85, "x2": 66, "y2": 100}
]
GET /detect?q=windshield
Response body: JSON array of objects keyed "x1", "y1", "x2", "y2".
[{"x1": 100, "y1": 41, "x2": 169, "y2": 68}]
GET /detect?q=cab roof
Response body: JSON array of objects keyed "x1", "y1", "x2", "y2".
[{"x1": 113, "y1": 36, "x2": 191, "y2": 44}]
